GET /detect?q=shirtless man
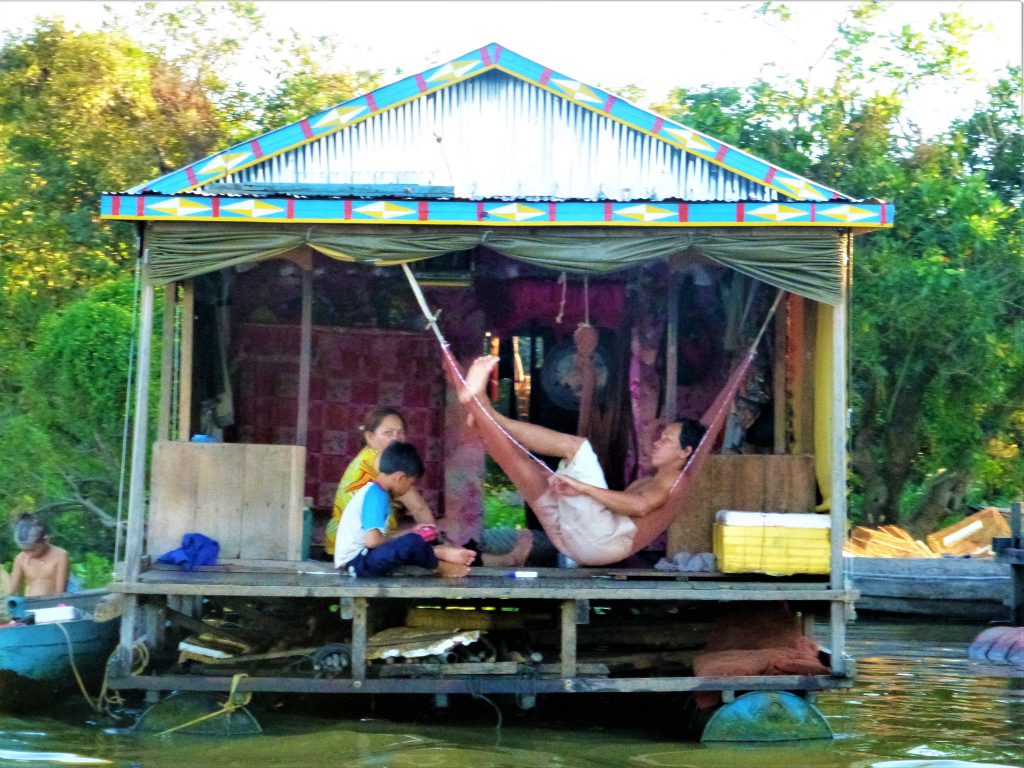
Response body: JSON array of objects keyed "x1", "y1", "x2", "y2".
[
  {"x1": 9, "y1": 514, "x2": 69, "y2": 597},
  {"x1": 458, "y1": 355, "x2": 705, "y2": 565}
]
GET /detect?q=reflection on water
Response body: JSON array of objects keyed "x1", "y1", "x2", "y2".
[{"x1": 0, "y1": 619, "x2": 1020, "y2": 767}]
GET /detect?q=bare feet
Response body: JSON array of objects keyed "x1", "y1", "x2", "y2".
[
  {"x1": 435, "y1": 543, "x2": 477, "y2": 566},
  {"x1": 459, "y1": 355, "x2": 499, "y2": 404},
  {"x1": 435, "y1": 560, "x2": 471, "y2": 578},
  {"x1": 480, "y1": 529, "x2": 534, "y2": 568}
]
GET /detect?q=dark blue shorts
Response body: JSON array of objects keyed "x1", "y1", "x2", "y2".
[{"x1": 346, "y1": 532, "x2": 438, "y2": 577}]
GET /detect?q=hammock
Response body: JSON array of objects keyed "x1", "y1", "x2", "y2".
[{"x1": 402, "y1": 265, "x2": 779, "y2": 566}]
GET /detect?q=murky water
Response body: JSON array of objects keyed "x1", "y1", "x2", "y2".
[{"x1": 1, "y1": 618, "x2": 1020, "y2": 767}]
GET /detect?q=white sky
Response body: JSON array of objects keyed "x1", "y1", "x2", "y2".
[{"x1": 1, "y1": 0, "x2": 1021, "y2": 137}]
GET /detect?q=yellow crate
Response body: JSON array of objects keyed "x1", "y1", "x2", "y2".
[{"x1": 713, "y1": 511, "x2": 831, "y2": 575}]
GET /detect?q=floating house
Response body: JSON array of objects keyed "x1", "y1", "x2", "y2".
[{"x1": 100, "y1": 42, "x2": 891, "y2": 738}]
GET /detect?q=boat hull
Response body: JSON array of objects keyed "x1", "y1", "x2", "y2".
[
  {"x1": 0, "y1": 590, "x2": 120, "y2": 710},
  {"x1": 845, "y1": 557, "x2": 1012, "y2": 621}
]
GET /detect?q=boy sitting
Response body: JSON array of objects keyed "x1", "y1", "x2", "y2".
[{"x1": 334, "y1": 442, "x2": 476, "y2": 577}]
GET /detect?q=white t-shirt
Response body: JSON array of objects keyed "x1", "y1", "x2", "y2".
[{"x1": 333, "y1": 482, "x2": 390, "y2": 567}]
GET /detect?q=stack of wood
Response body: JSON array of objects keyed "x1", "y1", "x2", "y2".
[{"x1": 845, "y1": 507, "x2": 1011, "y2": 558}]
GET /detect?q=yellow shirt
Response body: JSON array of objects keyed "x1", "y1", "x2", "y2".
[{"x1": 324, "y1": 447, "x2": 399, "y2": 555}]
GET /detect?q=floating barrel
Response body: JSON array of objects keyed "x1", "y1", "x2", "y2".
[
  {"x1": 701, "y1": 691, "x2": 833, "y2": 742},
  {"x1": 968, "y1": 626, "x2": 1023, "y2": 665}
]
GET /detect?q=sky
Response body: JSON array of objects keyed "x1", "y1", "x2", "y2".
[{"x1": 1, "y1": 0, "x2": 1021, "y2": 137}]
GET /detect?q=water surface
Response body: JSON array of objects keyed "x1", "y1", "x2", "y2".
[{"x1": 1, "y1": 618, "x2": 1020, "y2": 767}]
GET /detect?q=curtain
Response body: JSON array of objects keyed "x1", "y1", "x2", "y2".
[{"x1": 143, "y1": 221, "x2": 846, "y2": 305}]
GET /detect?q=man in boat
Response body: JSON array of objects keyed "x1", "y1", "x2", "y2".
[
  {"x1": 8, "y1": 513, "x2": 69, "y2": 597},
  {"x1": 459, "y1": 355, "x2": 705, "y2": 565}
]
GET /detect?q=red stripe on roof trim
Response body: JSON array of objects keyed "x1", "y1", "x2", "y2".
[
  {"x1": 299, "y1": 119, "x2": 313, "y2": 139},
  {"x1": 880, "y1": 204, "x2": 888, "y2": 224},
  {"x1": 715, "y1": 145, "x2": 729, "y2": 161},
  {"x1": 418, "y1": 201, "x2": 428, "y2": 220},
  {"x1": 603, "y1": 94, "x2": 615, "y2": 113},
  {"x1": 344, "y1": 200, "x2": 352, "y2": 219},
  {"x1": 365, "y1": 93, "x2": 378, "y2": 112},
  {"x1": 477, "y1": 202, "x2": 485, "y2": 221},
  {"x1": 652, "y1": 117, "x2": 663, "y2": 134},
  {"x1": 136, "y1": 197, "x2": 145, "y2": 216},
  {"x1": 480, "y1": 47, "x2": 492, "y2": 66},
  {"x1": 494, "y1": 45, "x2": 503, "y2": 63},
  {"x1": 249, "y1": 140, "x2": 263, "y2": 159},
  {"x1": 211, "y1": 198, "x2": 220, "y2": 217},
  {"x1": 735, "y1": 203, "x2": 745, "y2": 223},
  {"x1": 765, "y1": 167, "x2": 776, "y2": 184},
  {"x1": 185, "y1": 167, "x2": 198, "y2": 186},
  {"x1": 286, "y1": 199, "x2": 295, "y2": 219},
  {"x1": 548, "y1": 202, "x2": 556, "y2": 221},
  {"x1": 604, "y1": 202, "x2": 613, "y2": 221},
  {"x1": 415, "y1": 73, "x2": 427, "y2": 92},
  {"x1": 111, "y1": 196, "x2": 121, "y2": 216},
  {"x1": 539, "y1": 68, "x2": 552, "y2": 85},
  {"x1": 678, "y1": 203, "x2": 688, "y2": 222},
  {"x1": 810, "y1": 202, "x2": 816, "y2": 222}
]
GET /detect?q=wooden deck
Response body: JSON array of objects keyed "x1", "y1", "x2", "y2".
[{"x1": 109, "y1": 562, "x2": 857, "y2": 697}]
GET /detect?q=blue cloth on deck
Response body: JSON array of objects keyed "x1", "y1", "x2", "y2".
[{"x1": 157, "y1": 532, "x2": 220, "y2": 571}]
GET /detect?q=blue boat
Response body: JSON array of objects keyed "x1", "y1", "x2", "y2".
[{"x1": 0, "y1": 589, "x2": 120, "y2": 711}]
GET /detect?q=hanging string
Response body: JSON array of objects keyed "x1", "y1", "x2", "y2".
[{"x1": 554, "y1": 272, "x2": 567, "y2": 324}]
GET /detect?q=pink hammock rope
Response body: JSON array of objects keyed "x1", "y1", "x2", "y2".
[{"x1": 402, "y1": 265, "x2": 780, "y2": 565}]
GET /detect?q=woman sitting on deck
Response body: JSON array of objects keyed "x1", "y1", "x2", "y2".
[
  {"x1": 325, "y1": 406, "x2": 536, "y2": 568},
  {"x1": 458, "y1": 355, "x2": 706, "y2": 566}
]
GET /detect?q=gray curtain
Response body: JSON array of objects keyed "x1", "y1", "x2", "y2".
[{"x1": 143, "y1": 221, "x2": 846, "y2": 305}]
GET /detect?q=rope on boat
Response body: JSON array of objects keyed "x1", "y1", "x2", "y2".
[
  {"x1": 155, "y1": 673, "x2": 252, "y2": 736},
  {"x1": 56, "y1": 622, "x2": 150, "y2": 717}
]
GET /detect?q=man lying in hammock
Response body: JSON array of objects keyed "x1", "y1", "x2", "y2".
[{"x1": 459, "y1": 355, "x2": 706, "y2": 566}]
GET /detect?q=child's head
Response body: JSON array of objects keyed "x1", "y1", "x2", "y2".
[
  {"x1": 378, "y1": 441, "x2": 424, "y2": 496},
  {"x1": 13, "y1": 513, "x2": 47, "y2": 552},
  {"x1": 675, "y1": 418, "x2": 706, "y2": 451},
  {"x1": 360, "y1": 407, "x2": 407, "y2": 451}
]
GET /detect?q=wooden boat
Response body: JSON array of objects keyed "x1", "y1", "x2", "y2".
[
  {"x1": 844, "y1": 556, "x2": 1012, "y2": 621},
  {"x1": 0, "y1": 589, "x2": 120, "y2": 710}
]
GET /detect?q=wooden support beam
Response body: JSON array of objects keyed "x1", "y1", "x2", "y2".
[
  {"x1": 773, "y1": 294, "x2": 788, "y2": 454},
  {"x1": 296, "y1": 261, "x2": 313, "y2": 446},
  {"x1": 560, "y1": 599, "x2": 578, "y2": 679},
  {"x1": 157, "y1": 283, "x2": 177, "y2": 442},
  {"x1": 351, "y1": 597, "x2": 368, "y2": 683},
  {"x1": 663, "y1": 272, "x2": 679, "y2": 420},
  {"x1": 177, "y1": 280, "x2": 195, "y2": 441}
]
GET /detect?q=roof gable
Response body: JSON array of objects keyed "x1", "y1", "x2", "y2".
[{"x1": 132, "y1": 43, "x2": 851, "y2": 203}]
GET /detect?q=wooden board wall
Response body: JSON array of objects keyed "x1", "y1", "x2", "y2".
[
  {"x1": 148, "y1": 442, "x2": 305, "y2": 561},
  {"x1": 666, "y1": 454, "x2": 817, "y2": 556}
]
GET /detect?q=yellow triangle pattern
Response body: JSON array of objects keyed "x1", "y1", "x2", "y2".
[
  {"x1": 355, "y1": 202, "x2": 414, "y2": 219},
  {"x1": 748, "y1": 203, "x2": 806, "y2": 222},
  {"x1": 818, "y1": 205, "x2": 876, "y2": 222},
  {"x1": 427, "y1": 59, "x2": 481, "y2": 84},
  {"x1": 222, "y1": 200, "x2": 283, "y2": 218},
  {"x1": 661, "y1": 127, "x2": 717, "y2": 156},
  {"x1": 551, "y1": 78, "x2": 602, "y2": 104},
  {"x1": 774, "y1": 176, "x2": 827, "y2": 201},
  {"x1": 615, "y1": 204, "x2": 674, "y2": 222},
  {"x1": 488, "y1": 203, "x2": 544, "y2": 222},
  {"x1": 314, "y1": 105, "x2": 367, "y2": 129},
  {"x1": 148, "y1": 198, "x2": 210, "y2": 216},
  {"x1": 199, "y1": 152, "x2": 252, "y2": 176}
]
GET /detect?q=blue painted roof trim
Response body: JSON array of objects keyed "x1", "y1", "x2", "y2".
[{"x1": 129, "y1": 42, "x2": 856, "y2": 204}]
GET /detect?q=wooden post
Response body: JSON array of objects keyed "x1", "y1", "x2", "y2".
[
  {"x1": 663, "y1": 271, "x2": 679, "y2": 421},
  {"x1": 118, "y1": 268, "x2": 155, "y2": 673},
  {"x1": 772, "y1": 294, "x2": 788, "y2": 454},
  {"x1": 351, "y1": 597, "x2": 367, "y2": 683},
  {"x1": 296, "y1": 263, "x2": 313, "y2": 446},
  {"x1": 560, "y1": 599, "x2": 577, "y2": 679},
  {"x1": 177, "y1": 280, "x2": 195, "y2": 441},
  {"x1": 157, "y1": 283, "x2": 177, "y2": 442},
  {"x1": 829, "y1": 236, "x2": 851, "y2": 676}
]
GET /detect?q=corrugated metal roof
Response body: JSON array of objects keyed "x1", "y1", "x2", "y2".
[{"x1": 205, "y1": 71, "x2": 780, "y2": 203}]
